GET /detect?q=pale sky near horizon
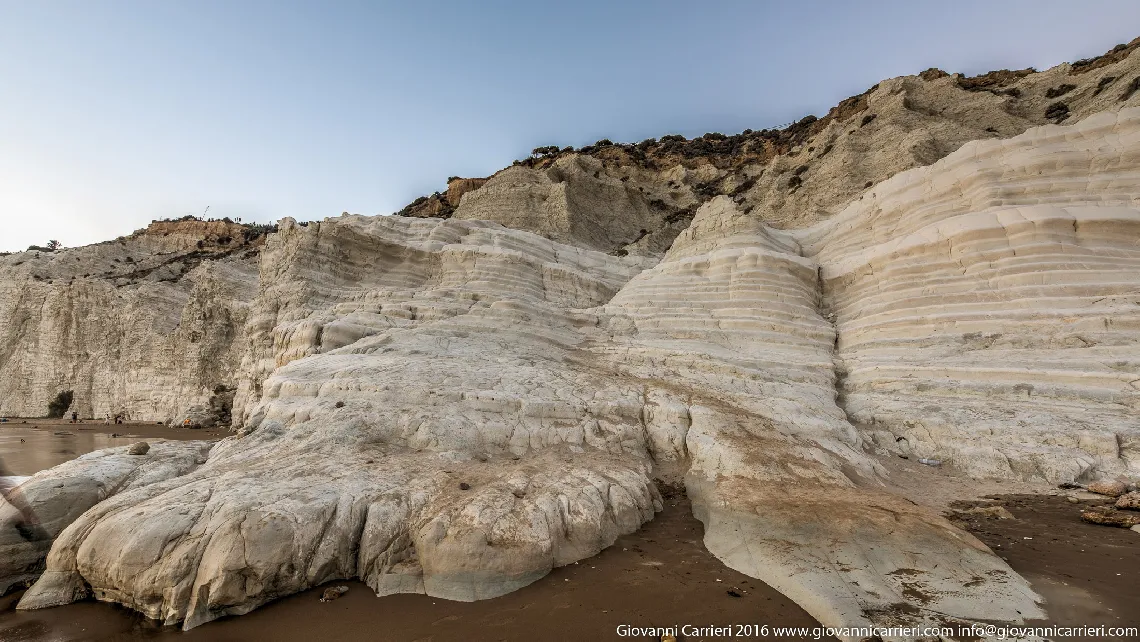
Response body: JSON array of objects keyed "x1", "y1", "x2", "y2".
[{"x1": 2, "y1": 1, "x2": 1139, "y2": 252}]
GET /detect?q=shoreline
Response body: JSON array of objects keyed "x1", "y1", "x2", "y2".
[
  {"x1": 2, "y1": 431, "x2": 1137, "y2": 640},
  {"x1": 1, "y1": 496, "x2": 835, "y2": 641},
  {"x1": 2, "y1": 489, "x2": 1135, "y2": 641},
  {"x1": 0, "y1": 418, "x2": 227, "y2": 438},
  {"x1": 0, "y1": 421, "x2": 224, "y2": 477}
]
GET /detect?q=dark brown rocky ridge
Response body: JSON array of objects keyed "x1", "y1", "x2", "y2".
[{"x1": 395, "y1": 36, "x2": 1140, "y2": 249}]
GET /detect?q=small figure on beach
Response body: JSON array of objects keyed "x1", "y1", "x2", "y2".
[{"x1": 70, "y1": 411, "x2": 78, "y2": 424}]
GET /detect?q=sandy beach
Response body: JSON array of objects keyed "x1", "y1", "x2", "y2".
[
  {"x1": 2, "y1": 431, "x2": 1137, "y2": 641},
  {"x1": 1, "y1": 492, "x2": 831, "y2": 642}
]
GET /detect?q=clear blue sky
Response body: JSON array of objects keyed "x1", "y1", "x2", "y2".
[{"x1": 2, "y1": 0, "x2": 1138, "y2": 251}]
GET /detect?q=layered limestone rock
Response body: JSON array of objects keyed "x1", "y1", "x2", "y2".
[
  {"x1": 14, "y1": 205, "x2": 1046, "y2": 633},
  {"x1": 228, "y1": 215, "x2": 657, "y2": 425},
  {"x1": 798, "y1": 108, "x2": 1140, "y2": 483},
  {"x1": 735, "y1": 43, "x2": 1140, "y2": 230},
  {"x1": 17, "y1": 217, "x2": 666, "y2": 628},
  {"x1": 5, "y1": 52, "x2": 1140, "y2": 642},
  {"x1": 0, "y1": 219, "x2": 262, "y2": 422},
  {"x1": 592, "y1": 197, "x2": 1042, "y2": 633}
]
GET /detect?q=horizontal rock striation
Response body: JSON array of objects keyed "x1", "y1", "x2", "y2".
[
  {"x1": 229, "y1": 214, "x2": 657, "y2": 425},
  {"x1": 4, "y1": 50, "x2": 1140, "y2": 642},
  {"x1": 800, "y1": 108, "x2": 1140, "y2": 483},
  {"x1": 594, "y1": 196, "x2": 1042, "y2": 632},
  {"x1": 17, "y1": 216, "x2": 666, "y2": 628}
]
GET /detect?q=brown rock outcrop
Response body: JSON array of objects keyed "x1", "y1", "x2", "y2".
[
  {"x1": 446, "y1": 177, "x2": 489, "y2": 206},
  {"x1": 1081, "y1": 507, "x2": 1140, "y2": 528},
  {"x1": 397, "y1": 176, "x2": 490, "y2": 219},
  {"x1": 1088, "y1": 480, "x2": 1128, "y2": 497},
  {"x1": 1115, "y1": 492, "x2": 1140, "y2": 510},
  {"x1": 394, "y1": 37, "x2": 1140, "y2": 254}
]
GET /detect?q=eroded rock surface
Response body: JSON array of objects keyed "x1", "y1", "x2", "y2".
[
  {"x1": 17, "y1": 217, "x2": 664, "y2": 628},
  {"x1": 0, "y1": 441, "x2": 211, "y2": 595},
  {"x1": 800, "y1": 109, "x2": 1140, "y2": 483},
  {"x1": 3, "y1": 53, "x2": 1140, "y2": 642},
  {"x1": 0, "y1": 219, "x2": 263, "y2": 422}
]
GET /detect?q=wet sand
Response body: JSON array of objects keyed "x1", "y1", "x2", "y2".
[
  {"x1": 3, "y1": 431, "x2": 1137, "y2": 641},
  {"x1": 951, "y1": 494, "x2": 1140, "y2": 641},
  {"x1": 0, "y1": 496, "x2": 832, "y2": 642},
  {"x1": 0, "y1": 420, "x2": 223, "y2": 476},
  {"x1": 878, "y1": 455, "x2": 1140, "y2": 638}
]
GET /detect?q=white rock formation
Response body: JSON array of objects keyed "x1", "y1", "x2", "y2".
[
  {"x1": 3, "y1": 92, "x2": 1140, "y2": 642},
  {"x1": 0, "y1": 440, "x2": 211, "y2": 595},
  {"x1": 593, "y1": 195, "x2": 1044, "y2": 633},
  {"x1": 799, "y1": 108, "x2": 1140, "y2": 483},
  {"x1": 0, "y1": 220, "x2": 260, "y2": 422},
  {"x1": 16, "y1": 217, "x2": 666, "y2": 629},
  {"x1": 742, "y1": 46, "x2": 1140, "y2": 230}
]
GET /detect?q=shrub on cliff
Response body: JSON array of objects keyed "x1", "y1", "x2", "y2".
[
  {"x1": 1123, "y1": 77, "x2": 1140, "y2": 102},
  {"x1": 1045, "y1": 84, "x2": 1076, "y2": 99},
  {"x1": 1045, "y1": 101, "x2": 1071, "y2": 122},
  {"x1": 27, "y1": 240, "x2": 61, "y2": 252},
  {"x1": 242, "y1": 224, "x2": 278, "y2": 243},
  {"x1": 47, "y1": 390, "x2": 74, "y2": 418}
]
